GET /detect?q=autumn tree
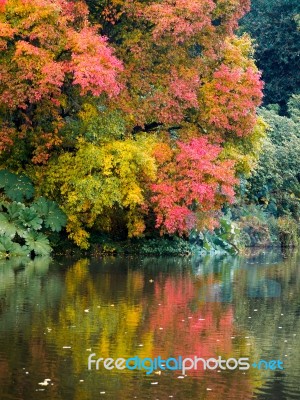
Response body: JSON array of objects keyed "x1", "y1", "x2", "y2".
[
  {"x1": 0, "y1": 0, "x2": 122, "y2": 166},
  {"x1": 1, "y1": 0, "x2": 264, "y2": 247}
]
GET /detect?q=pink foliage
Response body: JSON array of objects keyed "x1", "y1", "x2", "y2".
[
  {"x1": 67, "y1": 27, "x2": 123, "y2": 97},
  {"x1": 143, "y1": 0, "x2": 216, "y2": 43},
  {"x1": 142, "y1": 68, "x2": 200, "y2": 125},
  {"x1": 151, "y1": 137, "x2": 238, "y2": 235},
  {"x1": 202, "y1": 64, "x2": 263, "y2": 136},
  {"x1": 169, "y1": 69, "x2": 199, "y2": 108},
  {"x1": 0, "y1": 0, "x2": 123, "y2": 111},
  {"x1": 0, "y1": 21, "x2": 15, "y2": 50}
]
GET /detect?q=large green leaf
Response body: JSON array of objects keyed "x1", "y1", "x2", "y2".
[
  {"x1": 0, "y1": 213, "x2": 18, "y2": 238},
  {"x1": 19, "y1": 208, "x2": 43, "y2": 230},
  {"x1": 0, "y1": 203, "x2": 28, "y2": 238},
  {"x1": 32, "y1": 197, "x2": 67, "y2": 232},
  {"x1": 44, "y1": 201, "x2": 67, "y2": 232},
  {"x1": 0, "y1": 236, "x2": 16, "y2": 253},
  {"x1": 32, "y1": 197, "x2": 49, "y2": 216},
  {"x1": 6, "y1": 202, "x2": 25, "y2": 219},
  {"x1": 0, "y1": 170, "x2": 34, "y2": 202},
  {"x1": 23, "y1": 232, "x2": 52, "y2": 256},
  {"x1": 0, "y1": 236, "x2": 29, "y2": 258},
  {"x1": 0, "y1": 170, "x2": 15, "y2": 190}
]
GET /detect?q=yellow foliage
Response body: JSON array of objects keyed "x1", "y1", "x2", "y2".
[
  {"x1": 221, "y1": 116, "x2": 267, "y2": 175},
  {"x1": 223, "y1": 34, "x2": 256, "y2": 69},
  {"x1": 39, "y1": 135, "x2": 158, "y2": 248},
  {"x1": 78, "y1": 103, "x2": 99, "y2": 121},
  {"x1": 66, "y1": 215, "x2": 91, "y2": 249}
]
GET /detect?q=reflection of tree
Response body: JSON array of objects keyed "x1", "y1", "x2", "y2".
[
  {"x1": 233, "y1": 252, "x2": 300, "y2": 398},
  {"x1": 147, "y1": 274, "x2": 234, "y2": 359},
  {"x1": 144, "y1": 272, "x2": 260, "y2": 398},
  {"x1": 1, "y1": 251, "x2": 299, "y2": 399},
  {"x1": 0, "y1": 257, "x2": 65, "y2": 400},
  {"x1": 41, "y1": 258, "x2": 256, "y2": 399}
]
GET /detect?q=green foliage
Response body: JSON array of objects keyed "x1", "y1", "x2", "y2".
[
  {"x1": 137, "y1": 237, "x2": 193, "y2": 256},
  {"x1": 19, "y1": 208, "x2": 43, "y2": 230},
  {"x1": 288, "y1": 94, "x2": 300, "y2": 123},
  {"x1": 241, "y1": 0, "x2": 300, "y2": 111},
  {"x1": 0, "y1": 169, "x2": 34, "y2": 201},
  {"x1": 78, "y1": 105, "x2": 127, "y2": 143},
  {"x1": 246, "y1": 106, "x2": 300, "y2": 220},
  {"x1": 117, "y1": 236, "x2": 194, "y2": 256},
  {"x1": 229, "y1": 202, "x2": 300, "y2": 249},
  {"x1": 89, "y1": 231, "x2": 194, "y2": 255},
  {"x1": 277, "y1": 216, "x2": 299, "y2": 247},
  {"x1": 23, "y1": 232, "x2": 52, "y2": 256},
  {"x1": 0, "y1": 236, "x2": 29, "y2": 258},
  {"x1": 222, "y1": 116, "x2": 267, "y2": 175},
  {"x1": 0, "y1": 211, "x2": 22, "y2": 238},
  {"x1": 0, "y1": 170, "x2": 66, "y2": 258},
  {"x1": 31, "y1": 197, "x2": 67, "y2": 232},
  {"x1": 232, "y1": 204, "x2": 278, "y2": 248},
  {"x1": 190, "y1": 214, "x2": 241, "y2": 255}
]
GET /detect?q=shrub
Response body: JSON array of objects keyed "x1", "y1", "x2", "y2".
[{"x1": 0, "y1": 170, "x2": 66, "y2": 258}]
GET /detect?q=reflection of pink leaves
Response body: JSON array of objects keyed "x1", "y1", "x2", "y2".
[{"x1": 149, "y1": 276, "x2": 234, "y2": 368}]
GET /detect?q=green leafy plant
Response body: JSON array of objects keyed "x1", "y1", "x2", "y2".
[
  {"x1": 241, "y1": 0, "x2": 300, "y2": 111},
  {"x1": 0, "y1": 170, "x2": 67, "y2": 259},
  {"x1": 31, "y1": 197, "x2": 67, "y2": 232},
  {"x1": 0, "y1": 170, "x2": 34, "y2": 202},
  {"x1": 0, "y1": 236, "x2": 29, "y2": 258},
  {"x1": 246, "y1": 106, "x2": 300, "y2": 220},
  {"x1": 277, "y1": 216, "x2": 299, "y2": 248},
  {"x1": 190, "y1": 214, "x2": 241, "y2": 255}
]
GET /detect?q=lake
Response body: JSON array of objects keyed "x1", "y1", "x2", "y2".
[{"x1": 0, "y1": 250, "x2": 299, "y2": 399}]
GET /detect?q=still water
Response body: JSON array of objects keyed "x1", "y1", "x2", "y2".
[{"x1": 0, "y1": 251, "x2": 299, "y2": 400}]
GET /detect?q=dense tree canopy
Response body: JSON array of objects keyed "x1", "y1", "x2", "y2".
[
  {"x1": 0, "y1": 0, "x2": 122, "y2": 166},
  {"x1": 246, "y1": 103, "x2": 300, "y2": 219},
  {"x1": 0, "y1": 0, "x2": 264, "y2": 248},
  {"x1": 241, "y1": 0, "x2": 300, "y2": 112}
]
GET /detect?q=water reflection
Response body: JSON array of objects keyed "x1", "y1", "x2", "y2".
[{"x1": 0, "y1": 251, "x2": 299, "y2": 399}]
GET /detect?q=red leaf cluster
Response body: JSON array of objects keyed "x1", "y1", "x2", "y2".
[{"x1": 151, "y1": 137, "x2": 238, "y2": 235}]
